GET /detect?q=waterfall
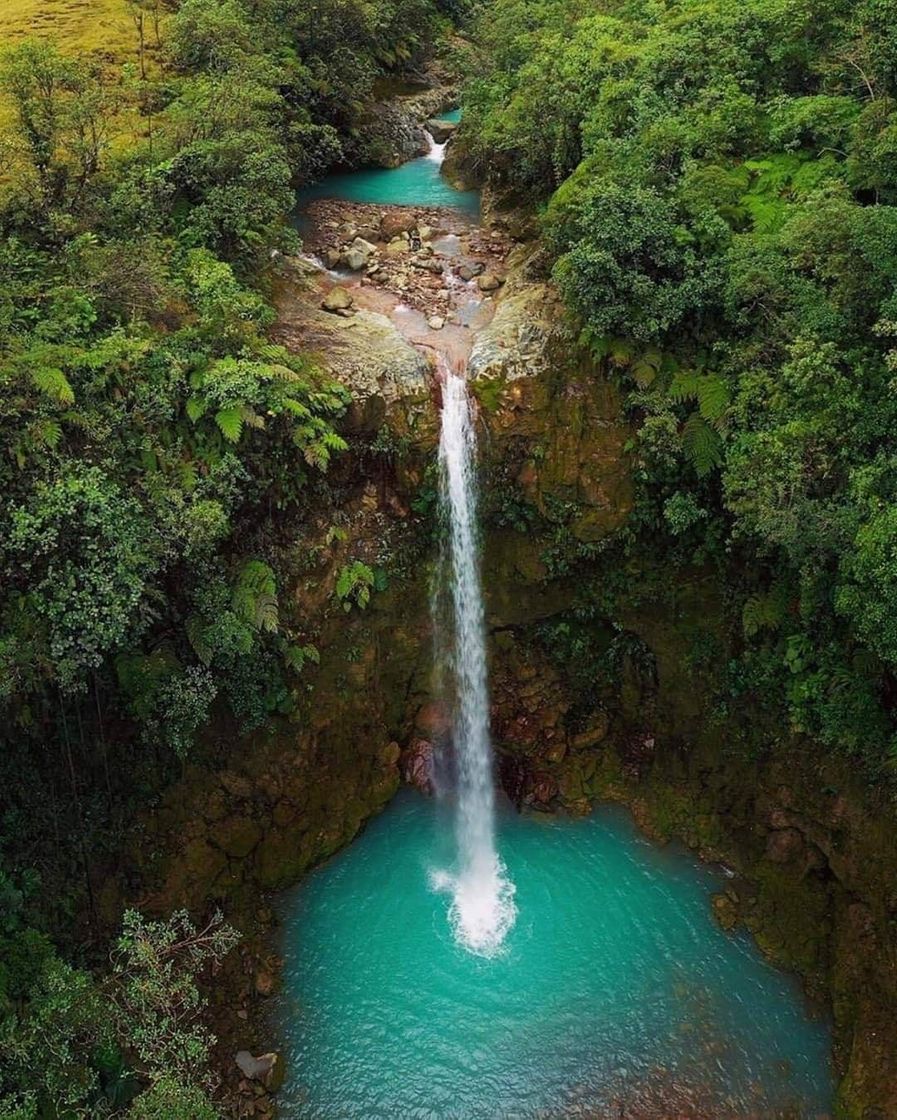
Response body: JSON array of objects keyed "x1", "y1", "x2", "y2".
[
  {"x1": 425, "y1": 130, "x2": 447, "y2": 165},
  {"x1": 434, "y1": 359, "x2": 516, "y2": 956}
]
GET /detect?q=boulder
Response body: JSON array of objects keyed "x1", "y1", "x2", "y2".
[
  {"x1": 254, "y1": 966, "x2": 277, "y2": 997},
  {"x1": 428, "y1": 315, "x2": 445, "y2": 330},
  {"x1": 341, "y1": 247, "x2": 367, "y2": 271},
  {"x1": 321, "y1": 287, "x2": 353, "y2": 313},
  {"x1": 350, "y1": 236, "x2": 377, "y2": 261},
  {"x1": 380, "y1": 211, "x2": 417, "y2": 240},
  {"x1": 235, "y1": 1051, "x2": 285, "y2": 1093},
  {"x1": 712, "y1": 892, "x2": 739, "y2": 932},
  {"x1": 427, "y1": 119, "x2": 458, "y2": 143},
  {"x1": 323, "y1": 247, "x2": 342, "y2": 270},
  {"x1": 418, "y1": 224, "x2": 433, "y2": 241},
  {"x1": 766, "y1": 827, "x2": 805, "y2": 864},
  {"x1": 477, "y1": 272, "x2": 504, "y2": 292},
  {"x1": 458, "y1": 261, "x2": 484, "y2": 281}
]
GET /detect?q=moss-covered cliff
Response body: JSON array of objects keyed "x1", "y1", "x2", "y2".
[{"x1": 140, "y1": 220, "x2": 896, "y2": 1118}]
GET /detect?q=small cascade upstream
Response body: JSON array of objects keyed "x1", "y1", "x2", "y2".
[
  {"x1": 433, "y1": 359, "x2": 516, "y2": 956},
  {"x1": 425, "y1": 129, "x2": 447, "y2": 165}
]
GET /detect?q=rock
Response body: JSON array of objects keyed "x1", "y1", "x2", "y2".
[
  {"x1": 321, "y1": 286, "x2": 353, "y2": 313},
  {"x1": 350, "y1": 236, "x2": 377, "y2": 261},
  {"x1": 427, "y1": 118, "x2": 458, "y2": 143},
  {"x1": 219, "y1": 771, "x2": 252, "y2": 799},
  {"x1": 766, "y1": 827, "x2": 805, "y2": 864},
  {"x1": 529, "y1": 771, "x2": 557, "y2": 806},
  {"x1": 235, "y1": 1052, "x2": 285, "y2": 1094},
  {"x1": 428, "y1": 315, "x2": 445, "y2": 330},
  {"x1": 414, "y1": 258, "x2": 444, "y2": 274},
  {"x1": 415, "y1": 700, "x2": 451, "y2": 738},
  {"x1": 712, "y1": 892, "x2": 739, "y2": 932},
  {"x1": 402, "y1": 739, "x2": 435, "y2": 794},
  {"x1": 571, "y1": 710, "x2": 610, "y2": 750},
  {"x1": 323, "y1": 247, "x2": 342, "y2": 269},
  {"x1": 417, "y1": 224, "x2": 433, "y2": 241},
  {"x1": 380, "y1": 211, "x2": 416, "y2": 240},
  {"x1": 254, "y1": 967, "x2": 277, "y2": 997},
  {"x1": 341, "y1": 247, "x2": 367, "y2": 271},
  {"x1": 385, "y1": 240, "x2": 408, "y2": 257},
  {"x1": 209, "y1": 816, "x2": 262, "y2": 859},
  {"x1": 477, "y1": 272, "x2": 504, "y2": 292},
  {"x1": 458, "y1": 262, "x2": 484, "y2": 281}
]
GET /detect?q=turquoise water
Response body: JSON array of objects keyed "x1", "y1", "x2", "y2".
[
  {"x1": 295, "y1": 109, "x2": 479, "y2": 215},
  {"x1": 276, "y1": 792, "x2": 833, "y2": 1119}
]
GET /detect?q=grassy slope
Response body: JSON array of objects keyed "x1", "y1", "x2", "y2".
[
  {"x1": 0, "y1": 0, "x2": 137, "y2": 61},
  {"x1": 0, "y1": 0, "x2": 167, "y2": 151}
]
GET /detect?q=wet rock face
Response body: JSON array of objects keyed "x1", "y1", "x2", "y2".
[{"x1": 354, "y1": 82, "x2": 458, "y2": 168}]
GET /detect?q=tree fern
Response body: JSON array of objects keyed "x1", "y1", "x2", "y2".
[
  {"x1": 696, "y1": 375, "x2": 729, "y2": 424},
  {"x1": 681, "y1": 413, "x2": 723, "y2": 477}
]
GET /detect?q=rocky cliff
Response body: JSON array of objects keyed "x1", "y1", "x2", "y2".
[{"x1": 137, "y1": 211, "x2": 896, "y2": 1119}]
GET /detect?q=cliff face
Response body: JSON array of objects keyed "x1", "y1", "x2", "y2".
[{"x1": 139, "y1": 232, "x2": 897, "y2": 1118}]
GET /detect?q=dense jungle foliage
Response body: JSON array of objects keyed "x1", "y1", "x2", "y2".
[
  {"x1": 463, "y1": 0, "x2": 897, "y2": 775},
  {"x1": 0, "y1": 0, "x2": 457, "y2": 1114}
]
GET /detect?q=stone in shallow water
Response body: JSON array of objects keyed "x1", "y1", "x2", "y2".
[
  {"x1": 477, "y1": 271, "x2": 504, "y2": 291},
  {"x1": 428, "y1": 315, "x2": 445, "y2": 330}
]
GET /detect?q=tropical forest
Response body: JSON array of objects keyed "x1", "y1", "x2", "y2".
[{"x1": 1, "y1": 0, "x2": 897, "y2": 1115}]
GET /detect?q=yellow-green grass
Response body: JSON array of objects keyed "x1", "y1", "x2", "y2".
[
  {"x1": 0, "y1": 0, "x2": 169, "y2": 168},
  {"x1": 0, "y1": 0, "x2": 139, "y2": 67}
]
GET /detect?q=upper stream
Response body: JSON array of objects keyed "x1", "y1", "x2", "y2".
[
  {"x1": 278, "y1": 111, "x2": 835, "y2": 1119},
  {"x1": 296, "y1": 110, "x2": 479, "y2": 214}
]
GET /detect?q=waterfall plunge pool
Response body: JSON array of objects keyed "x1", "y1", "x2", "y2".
[{"x1": 275, "y1": 791, "x2": 833, "y2": 1119}]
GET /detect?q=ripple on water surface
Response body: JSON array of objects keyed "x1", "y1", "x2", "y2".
[{"x1": 276, "y1": 792, "x2": 833, "y2": 1119}]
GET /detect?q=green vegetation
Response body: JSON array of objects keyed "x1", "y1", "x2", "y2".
[
  {"x1": 463, "y1": 0, "x2": 897, "y2": 776},
  {"x1": 0, "y1": 0, "x2": 457, "y2": 1112}
]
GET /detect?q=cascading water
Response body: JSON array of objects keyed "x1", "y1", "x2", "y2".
[
  {"x1": 433, "y1": 359, "x2": 516, "y2": 956},
  {"x1": 425, "y1": 130, "x2": 447, "y2": 166}
]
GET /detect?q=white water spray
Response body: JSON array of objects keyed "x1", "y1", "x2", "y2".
[
  {"x1": 434, "y1": 361, "x2": 516, "y2": 956},
  {"x1": 425, "y1": 130, "x2": 447, "y2": 166}
]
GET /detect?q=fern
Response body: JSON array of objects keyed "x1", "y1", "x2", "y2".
[
  {"x1": 215, "y1": 406, "x2": 243, "y2": 443},
  {"x1": 630, "y1": 347, "x2": 662, "y2": 388},
  {"x1": 31, "y1": 366, "x2": 75, "y2": 405},
  {"x1": 681, "y1": 413, "x2": 723, "y2": 477},
  {"x1": 232, "y1": 560, "x2": 279, "y2": 632},
  {"x1": 669, "y1": 370, "x2": 700, "y2": 403},
  {"x1": 696, "y1": 375, "x2": 729, "y2": 424},
  {"x1": 186, "y1": 396, "x2": 208, "y2": 422},
  {"x1": 335, "y1": 561, "x2": 375, "y2": 612},
  {"x1": 742, "y1": 584, "x2": 788, "y2": 638},
  {"x1": 283, "y1": 643, "x2": 320, "y2": 673},
  {"x1": 185, "y1": 614, "x2": 213, "y2": 666}
]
